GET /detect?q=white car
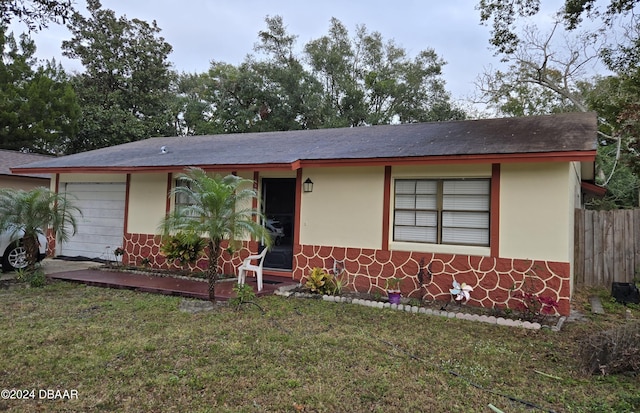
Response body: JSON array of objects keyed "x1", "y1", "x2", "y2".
[
  {"x1": 0, "y1": 230, "x2": 48, "y2": 272},
  {"x1": 266, "y1": 219, "x2": 285, "y2": 245}
]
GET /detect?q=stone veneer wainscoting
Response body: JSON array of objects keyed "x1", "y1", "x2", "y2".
[
  {"x1": 293, "y1": 245, "x2": 571, "y2": 316},
  {"x1": 120, "y1": 234, "x2": 571, "y2": 316},
  {"x1": 122, "y1": 233, "x2": 255, "y2": 276}
]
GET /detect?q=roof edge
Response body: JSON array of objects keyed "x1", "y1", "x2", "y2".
[{"x1": 12, "y1": 150, "x2": 597, "y2": 175}]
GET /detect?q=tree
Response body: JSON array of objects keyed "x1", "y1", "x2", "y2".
[
  {"x1": 585, "y1": 74, "x2": 640, "y2": 207},
  {"x1": 305, "y1": 18, "x2": 465, "y2": 126},
  {"x1": 0, "y1": 27, "x2": 80, "y2": 154},
  {"x1": 170, "y1": 72, "x2": 216, "y2": 136},
  {"x1": 0, "y1": 187, "x2": 81, "y2": 270},
  {"x1": 203, "y1": 60, "x2": 278, "y2": 134},
  {"x1": 474, "y1": 22, "x2": 595, "y2": 116},
  {"x1": 254, "y1": 16, "x2": 326, "y2": 130},
  {"x1": 478, "y1": 0, "x2": 640, "y2": 57},
  {"x1": 1, "y1": 0, "x2": 74, "y2": 30},
  {"x1": 160, "y1": 168, "x2": 271, "y2": 301},
  {"x1": 477, "y1": 1, "x2": 640, "y2": 208},
  {"x1": 178, "y1": 16, "x2": 464, "y2": 135},
  {"x1": 62, "y1": 0, "x2": 175, "y2": 153},
  {"x1": 193, "y1": 16, "x2": 325, "y2": 135}
]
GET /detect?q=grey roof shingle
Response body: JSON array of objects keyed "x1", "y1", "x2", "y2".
[
  {"x1": 0, "y1": 150, "x2": 52, "y2": 178},
  {"x1": 14, "y1": 112, "x2": 598, "y2": 173}
]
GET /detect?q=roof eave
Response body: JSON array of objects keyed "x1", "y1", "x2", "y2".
[
  {"x1": 12, "y1": 150, "x2": 597, "y2": 175},
  {"x1": 299, "y1": 150, "x2": 597, "y2": 167},
  {"x1": 11, "y1": 162, "x2": 299, "y2": 175}
]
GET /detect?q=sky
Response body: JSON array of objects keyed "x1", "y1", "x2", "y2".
[{"x1": 15, "y1": 0, "x2": 570, "y2": 106}]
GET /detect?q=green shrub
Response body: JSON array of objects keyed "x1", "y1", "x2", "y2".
[
  {"x1": 304, "y1": 267, "x2": 341, "y2": 295},
  {"x1": 160, "y1": 232, "x2": 206, "y2": 265},
  {"x1": 230, "y1": 283, "x2": 257, "y2": 309},
  {"x1": 15, "y1": 268, "x2": 46, "y2": 287}
]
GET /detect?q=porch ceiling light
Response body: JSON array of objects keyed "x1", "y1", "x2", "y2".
[{"x1": 303, "y1": 178, "x2": 314, "y2": 193}]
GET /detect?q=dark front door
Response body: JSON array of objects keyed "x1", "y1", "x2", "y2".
[{"x1": 261, "y1": 178, "x2": 295, "y2": 270}]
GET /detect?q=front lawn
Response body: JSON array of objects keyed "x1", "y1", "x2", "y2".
[{"x1": 0, "y1": 281, "x2": 638, "y2": 412}]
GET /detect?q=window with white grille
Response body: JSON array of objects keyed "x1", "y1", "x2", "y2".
[{"x1": 393, "y1": 179, "x2": 490, "y2": 246}]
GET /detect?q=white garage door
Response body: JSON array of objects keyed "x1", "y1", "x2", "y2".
[{"x1": 59, "y1": 182, "x2": 126, "y2": 260}]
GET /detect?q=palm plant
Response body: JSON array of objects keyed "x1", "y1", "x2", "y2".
[
  {"x1": 0, "y1": 187, "x2": 81, "y2": 270},
  {"x1": 160, "y1": 168, "x2": 271, "y2": 301}
]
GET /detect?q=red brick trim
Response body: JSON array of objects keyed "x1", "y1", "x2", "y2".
[{"x1": 294, "y1": 169, "x2": 303, "y2": 247}]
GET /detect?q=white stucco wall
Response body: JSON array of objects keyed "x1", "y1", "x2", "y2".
[
  {"x1": 259, "y1": 171, "x2": 296, "y2": 180},
  {"x1": 500, "y1": 162, "x2": 575, "y2": 263},
  {"x1": 392, "y1": 164, "x2": 492, "y2": 179},
  {"x1": 0, "y1": 175, "x2": 49, "y2": 191},
  {"x1": 299, "y1": 166, "x2": 384, "y2": 249},
  {"x1": 57, "y1": 173, "x2": 127, "y2": 184},
  {"x1": 128, "y1": 173, "x2": 169, "y2": 235},
  {"x1": 165, "y1": 170, "x2": 241, "y2": 211}
]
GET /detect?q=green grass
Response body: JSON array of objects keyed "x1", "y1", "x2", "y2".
[{"x1": 0, "y1": 281, "x2": 638, "y2": 412}]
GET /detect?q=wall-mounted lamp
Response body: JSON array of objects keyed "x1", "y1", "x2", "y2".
[{"x1": 303, "y1": 178, "x2": 314, "y2": 193}]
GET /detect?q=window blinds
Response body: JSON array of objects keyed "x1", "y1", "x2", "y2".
[{"x1": 393, "y1": 179, "x2": 490, "y2": 246}]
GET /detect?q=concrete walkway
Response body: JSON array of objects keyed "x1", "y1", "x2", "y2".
[
  {"x1": 0, "y1": 258, "x2": 98, "y2": 281},
  {"x1": 41, "y1": 258, "x2": 102, "y2": 275}
]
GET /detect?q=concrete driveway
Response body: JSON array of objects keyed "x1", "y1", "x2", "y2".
[
  {"x1": 0, "y1": 258, "x2": 101, "y2": 280},
  {"x1": 41, "y1": 258, "x2": 101, "y2": 275}
]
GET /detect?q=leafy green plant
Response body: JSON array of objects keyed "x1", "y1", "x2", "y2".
[
  {"x1": 0, "y1": 187, "x2": 81, "y2": 270},
  {"x1": 305, "y1": 267, "x2": 340, "y2": 295},
  {"x1": 333, "y1": 276, "x2": 345, "y2": 296},
  {"x1": 15, "y1": 267, "x2": 46, "y2": 287},
  {"x1": 408, "y1": 298, "x2": 421, "y2": 307},
  {"x1": 140, "y1": 257, "x2": 151, "y2": 267},
  {"x1": 159, "y1": 169, "x2": 271, "y2": 301},
  {"x1": 160, "y1": 232, "x2": 206, "y2": 265},
  {"x1": 230, "y1": 283, "x2": 257, "y2": 309},
  {"x1": 385, "y1": 277, "x2": 402, "y2": 292},
  {"x1": 14, "y1": 268, "x2": 28, "y2": 282}
]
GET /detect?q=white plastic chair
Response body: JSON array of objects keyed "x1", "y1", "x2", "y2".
[{"x1": 237, "y1": 248, "x2": 268, "y2": 291}]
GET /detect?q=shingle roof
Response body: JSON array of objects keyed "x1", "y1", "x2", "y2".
[
  {"x1": 13, "y1": 112, "x2": 598, "y2": 173},
  {"x1": 0, "y1": 150, "x2": 52, "y2": 178}
]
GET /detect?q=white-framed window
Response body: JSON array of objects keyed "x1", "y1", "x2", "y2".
[
  {"x1": 175, "y1": 178, "x2": 197, "y2": 216},
  {"x1": 393, "y1": 179, "x2": 490, "y2": 246}
]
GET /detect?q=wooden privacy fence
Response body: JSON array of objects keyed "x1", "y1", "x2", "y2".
[{"x1": 574, "y1": 208, "x2": 640, "y2": 287}]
